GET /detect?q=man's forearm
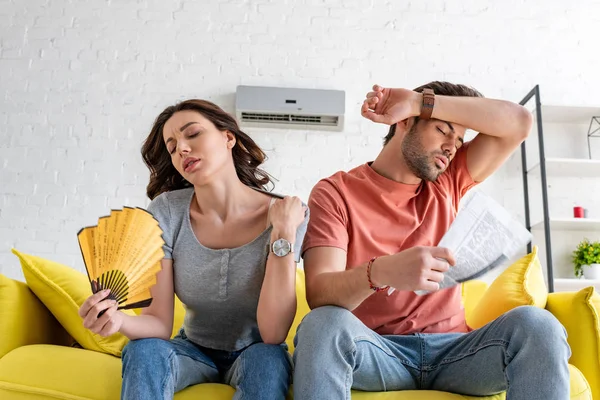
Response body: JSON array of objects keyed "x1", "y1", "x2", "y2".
[
  {"x1": 307, "y1": 262, "x2": 375, "y2": 311},
  {"x1": 421, "y1": 94, "x2": 532, "y2": 140}
]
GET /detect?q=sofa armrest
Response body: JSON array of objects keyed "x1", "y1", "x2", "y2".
[
  {"x1": 0, "y1": 274, "x2": 72, "y2": 359},
  {"x1": 546, "y1": 287, "x2": 600, "y2": 400}
]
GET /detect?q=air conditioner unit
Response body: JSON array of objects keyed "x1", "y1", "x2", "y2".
[{"x1": 235, "y1": 85, "x2": 345, "y2": 131}]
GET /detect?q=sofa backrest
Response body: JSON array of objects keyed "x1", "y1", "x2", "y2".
[{"x1": 0, "y1": 274, "x2": 73, "y2": 359}]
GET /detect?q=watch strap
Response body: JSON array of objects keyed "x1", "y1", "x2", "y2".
[{"x1": 420, "y1": 88, "x2": 435, "y2": 120}]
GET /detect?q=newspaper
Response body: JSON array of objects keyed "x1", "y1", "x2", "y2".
[{"x1": 388, "y1": 191, "x2": 532, "y2": 296}]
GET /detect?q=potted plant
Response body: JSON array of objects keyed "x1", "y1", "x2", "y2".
[{"x1": 572, "y1": 239, "x2": 600, "y2": 279}]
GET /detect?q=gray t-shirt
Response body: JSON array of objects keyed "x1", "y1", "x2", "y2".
[{"x1": 147, "y1": 187, "x2": 309, "y2": 351}]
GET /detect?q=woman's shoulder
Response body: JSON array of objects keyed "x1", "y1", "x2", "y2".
[
  {"x1": 255, "y1": 187, "x2": 307, "y2": 205},
  {"x1": 152, "y1": 187, "x2": 193, "y2": 205},
  {"x1": 147, "y1": 187, "x2": 194, "y2": 217}
]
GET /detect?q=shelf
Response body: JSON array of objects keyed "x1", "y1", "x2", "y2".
[
  {"x1": 531, "y1": 218, "x2": 600, "y2": 231},
  {"x1": 527, "y1": 157, "x2": 600, "y2": 177},
  {"x1": 532, "y1": 105, "x2": 600, "y2": 124},
  {"x1": 554, "y1": 278, "x2": 600, "y2": 292}
]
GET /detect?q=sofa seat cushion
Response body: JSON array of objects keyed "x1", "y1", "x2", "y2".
[
  {"x1": 348, "y1": 391, "x2": 505, "y2": 399},
  {"x1": 0, "y1": 346, "x2": 590, "y2": 400},
  {"x1": 0, "y1": 345, "x2": 234, "y2": 400}
]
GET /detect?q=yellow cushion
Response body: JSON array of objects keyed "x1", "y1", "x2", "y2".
[
  {"x1": 0, "y1": 345, "x2": 235, "y2": 400},
  {"x1": 0, "y1": 345, "x2": 589, "y2": 400},
  {"x1": 468, "y1": 246, "x2": 548, "y2": 329},
  {"x1": 11, "y1": 249, "x2": 134, "y2": 357},
  {"x1": 171, "y1": 296, "x2": 186, "y2": 338},
  {"x1": 0, "y1": 274, "x2": 73, "y2": 359},
  {"x1": 546, "y1": 287, "x2": 600, "y2": 400},
  {"x1": 0, "y1": 345, "x2": 123, "y2": 399},
  {"x1": 461, "y1": 280, "x2": 489, "y2": 323},
  {"x1": 347, "y1": 391, "x2": 504, "y2": 399},
  {"x1": 286, "y1": 268, "x2": 310, "y2": 353},
  {"x1": 568, "y1": 364, "x2": 594, "y2": 400},
  {"x1": 175, "y1": 384, "x2": 235, "y2": 399}
]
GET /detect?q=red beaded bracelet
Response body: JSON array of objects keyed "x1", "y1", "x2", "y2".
[{"x1": 366, "y1": 257, "x2": 389, "y2": 292}]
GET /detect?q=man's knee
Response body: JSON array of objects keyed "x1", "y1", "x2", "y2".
[
  {"x1": 295, "y1": 305, "x2": 357, "y2": 347},
  {"x1": 507, "y1": 306, "x2": 564, "y2": 336},
  {"x1": 504, "y1": 306, "x2": 568, "y2": 354}
]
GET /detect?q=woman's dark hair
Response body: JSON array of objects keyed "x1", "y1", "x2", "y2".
[
  {"x1": 383, "y1": 81, "x2": 484, "y2": 146},
  {"x1": 142, "y1": 99, "x2": 272, "y2": 200}
]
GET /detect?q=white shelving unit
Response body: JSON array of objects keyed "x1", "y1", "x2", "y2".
[
  {"x1": 531, "y1": 218, "x2": 600, "y2": 231},
  {"x1": 554, "y1": 278, "x2": 600, "y2": 292},
  {"x1": 520, "y1": 88, "x2": 600, "y2": 292},
  {"x1": 527, "y1": 158, "x2": 600, "y2": 177},
  {"x1": 533, "y1": 105, "x2": 600, "y2": 124}
]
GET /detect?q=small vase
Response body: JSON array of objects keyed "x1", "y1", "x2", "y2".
[{"x1": 583, "y1": 263, "x2": 600, "y2": 280}]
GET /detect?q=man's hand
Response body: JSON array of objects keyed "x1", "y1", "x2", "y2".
[
  {"x1": 370, "y1": 246, "x2": 456, "y2": 293},
  {"x1": 361, "y1": 84, "x2": 421, "y2": 125}
]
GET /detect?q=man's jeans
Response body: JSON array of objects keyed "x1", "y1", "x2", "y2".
[
  {"x1": 121, "y1": 329, "x2": 291, "y2": 400},
  {"x1": 293, "y1": 305, "x2": 571, "y2": 399}
]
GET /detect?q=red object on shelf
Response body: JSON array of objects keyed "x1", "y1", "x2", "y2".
[{"x1": 574, "y1": 206, "x2": 585, "y2": 218}]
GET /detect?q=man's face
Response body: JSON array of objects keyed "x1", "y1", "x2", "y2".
[{"x1": 401, "y1": 118, "x2": 466, "y2": 181}]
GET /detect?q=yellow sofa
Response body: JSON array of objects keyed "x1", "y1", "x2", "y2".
[{"x1": 0, "y1": 266, "x2": 596, "y2": 400}]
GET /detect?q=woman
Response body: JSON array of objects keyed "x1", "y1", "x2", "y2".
[{"x1": 78, "y1": 99, "x2": 309, "y2": 399}]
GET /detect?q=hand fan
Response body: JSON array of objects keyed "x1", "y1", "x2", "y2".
[{"x1": 77, "y1": 207, "x2": 165, "y2": 310}]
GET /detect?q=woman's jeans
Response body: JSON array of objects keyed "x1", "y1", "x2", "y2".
[{"x1": 121, "y1": 329, "x2": 291, "y2": 400}]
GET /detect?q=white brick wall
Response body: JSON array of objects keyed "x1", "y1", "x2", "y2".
[{"x1": 1, "y1": 0, "x2": 600, "y2": 282}]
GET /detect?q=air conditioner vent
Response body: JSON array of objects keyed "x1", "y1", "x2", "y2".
[{"x1": 240, "y1": 112, "x2": 339, "y2": 126}]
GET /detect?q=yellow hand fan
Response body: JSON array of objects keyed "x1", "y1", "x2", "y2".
[{"x1": 77, "y1": 207, "x2": 165, "y2": 310}]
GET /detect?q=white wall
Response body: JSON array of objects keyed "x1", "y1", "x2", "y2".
[{"x1": 1, "y1": 0, "x2": 600, "y2": 281}]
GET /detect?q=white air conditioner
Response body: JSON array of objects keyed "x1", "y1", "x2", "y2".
[{"x1": 235, "y1": 85, "x2": 345, "y2": 131}]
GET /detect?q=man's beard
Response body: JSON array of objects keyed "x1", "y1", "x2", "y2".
[{"x1": 401, "y1": 125, "x2": 445, "y2": 182}]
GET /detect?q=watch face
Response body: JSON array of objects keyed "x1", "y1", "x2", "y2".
[{"x1": 273, "y1": 238, "x2": 292, "y2": 257}]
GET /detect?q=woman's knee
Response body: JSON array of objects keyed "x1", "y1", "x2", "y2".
[
  {"x1": 237, "y1": 343, "x2": 292, "y2": 382},
  {"x1": 122, "y1": 338, "x2": 174, "y2": 368}
]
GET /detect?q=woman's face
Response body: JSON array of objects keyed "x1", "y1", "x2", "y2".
[{"x1": 162, "y1": 110, "x2": 235, "y2": 185}]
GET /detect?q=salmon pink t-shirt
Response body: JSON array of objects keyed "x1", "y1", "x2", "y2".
[{"x1": 302, "y1": 144, "x2": 478, "y2": 335}]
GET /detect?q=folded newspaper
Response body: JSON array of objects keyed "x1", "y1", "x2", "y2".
[{"x1": 388, "y1": 191, "x2": 533, "y2": 296}]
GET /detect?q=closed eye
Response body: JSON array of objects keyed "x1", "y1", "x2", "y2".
[
  {"x1": 166, "y1": 131, "x2": 200, "y2": 154},
  {"x1": 438, "y1": 126, "x2": 464, "y2": 150},
  {"x1": 165, "y1": 139, "x2": 176, "y2": 154}
]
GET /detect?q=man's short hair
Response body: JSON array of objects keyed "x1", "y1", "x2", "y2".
[{"x1": 383, "y1": 81, "x2": 484, "y2": 146}]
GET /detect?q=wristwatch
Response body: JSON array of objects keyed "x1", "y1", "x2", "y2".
[
  {"x1": 420, "y1": 88, "x2": 435, "y2": 120},
  {"x1": 271, "y1": 238, "x2": 294, "y2": 257}
]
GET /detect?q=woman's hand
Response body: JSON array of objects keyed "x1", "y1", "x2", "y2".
[
  {"x1": 78, "y1": 289, "x2": 124, "y2": 337},
  {"x1": 269, "y1": 196, "x2": 306, "y2": 240}
]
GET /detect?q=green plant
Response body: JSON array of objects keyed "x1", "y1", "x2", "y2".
[{"x1": 572, "y1": 239, "x2": 600, "y2": 278}]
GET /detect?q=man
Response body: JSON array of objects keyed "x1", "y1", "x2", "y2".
[{"x1": 293, "y1": 82, "x2": 570, "y2": 399}]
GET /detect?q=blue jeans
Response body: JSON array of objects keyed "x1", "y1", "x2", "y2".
[
  {"x1": 293, "y1": 305, "x2": 571, "y2": 399},
  {"x1": 121, "y1": 329, "x2": 292, "y2": 400}
]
